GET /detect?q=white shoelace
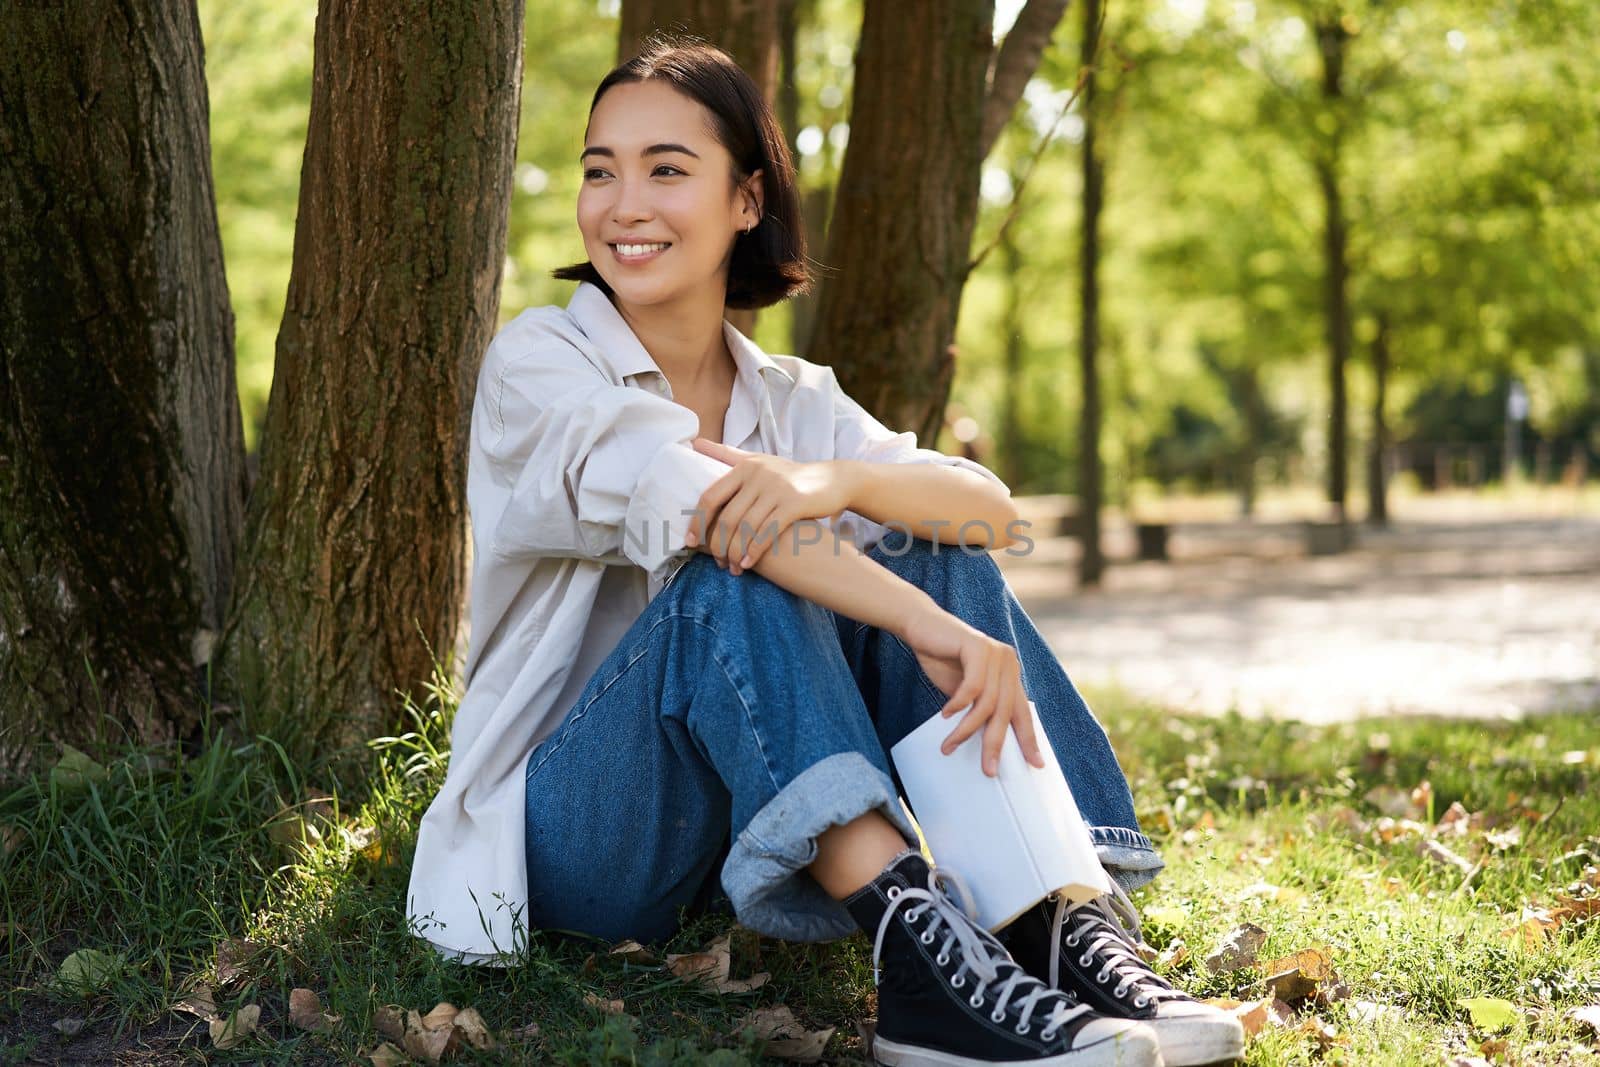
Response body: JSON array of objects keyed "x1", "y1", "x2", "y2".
[
  {"x1": 1046, "y1": 887, "x2": 1186, "y2": 1007},
  {"x1": 872, "y1": 864, "x2": 1094, "y2": 1040}
]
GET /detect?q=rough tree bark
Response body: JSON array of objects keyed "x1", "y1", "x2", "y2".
[
  {"x1": 806, "y1": 0, "x2": 995, "y2": 445},
  {"x1": 618, "y1": 0, "x2": 781, "y2": 340},
  {"x1": 0, "y1": 2, "x2": 246, "y2": 774},
  {"x1": 1077, "y1": 0, "x2": 1106, "y2": 587},
  {"x1": 220, "y1": 0, "x2": 525, "y2": 756},
  {"x1": 808, "y1": 0, "x2": 1069, "y2": 451}
]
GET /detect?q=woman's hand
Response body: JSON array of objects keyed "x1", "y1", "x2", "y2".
[
  {"x1": 899, "y1": 602, "x2": 1046, "y2": 778},
  {"x1": 686, "y1": 439, "x2": 858, "y2": 574}
]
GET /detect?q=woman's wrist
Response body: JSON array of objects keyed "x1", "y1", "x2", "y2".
[
  {"x1": 833, "y1": 458, "x2": 875, "y2": 513},
  {"x1": 889, "y1": 586, "x2": 944, "y2": 641}
]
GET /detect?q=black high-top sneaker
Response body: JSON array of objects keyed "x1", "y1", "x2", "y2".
[
  {"x1": 1000, "y1": 887, "x2": 1244, "y2": 1067},
  {"x1": 843, "y1": 850, "x2": 1161, "y2": 1067}
]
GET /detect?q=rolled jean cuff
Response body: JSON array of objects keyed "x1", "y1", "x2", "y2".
[
  {"x1": 1089, "y1": 825, "x2": 1165, "y2": 895},
  {"x1": 723, "y1": 752, "x2": 919, "y2": 943}
]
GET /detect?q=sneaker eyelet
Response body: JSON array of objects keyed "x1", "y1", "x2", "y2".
[
  {"x1": 1114, "y1": 983, "x2": 1131, "y2": 998},
  {"x1": 952, "y1": 974, "x2": 966, "y2": 989},
  {"x1": 936, "y1": 952, "x2": 951, "y2": 965},
  {"x1": 1135, "y1": 996, "x2": 1150, "y2": 1009},
  {"x1": 1014, "y1": 1021, "x2": 1031, "y2": 1035},
  {"x1": 920, "y1": 930, "x2": 937, "y2": 945},
  {"x1": 1041, "y1": 1027, "x2": 1059, "y2": 1041},
  {"x1": 1064, "y1": 935, "x2": 1080, "y2": 947},
  {"x1": 1078, "y1": 952, "x2": 1093, "y2": 967},
  {"x1": 886, "y1": 886, "x2": 903, "y2": 900},
  {"x1": 969, "y1": 992, "x2": 984, "y2": 1008},
  {"x1": 989, "y1": 1008, "x2": 1005, "y2": 1022},
  {"x1": 1096, "y1": 969, "x2": 1112, "y2": 984}
]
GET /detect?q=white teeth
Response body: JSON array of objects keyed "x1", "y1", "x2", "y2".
[{"x1": 615, "y1": 242, "x2": 669, "y2": 256}]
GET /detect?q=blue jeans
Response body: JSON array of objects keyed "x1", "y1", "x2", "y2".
[{"x1": 523, "y1": 528, "x2": 1162, "y2": 945}]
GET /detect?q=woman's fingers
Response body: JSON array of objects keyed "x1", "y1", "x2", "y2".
[
  {"x1": 737, "y1": 503, "x2": 784, "y2": 569},
  {"x1": 940, "y1": 647, "x2": 1001, "y2": 754},
  {"x1": 981, "y1": 674, "x2": 1013, "y2": 776},
  {"x1": 1013, "y1": 692, "x2": 1046, "y2": 769},
  {"x1": 687, "y1": 472, "x2": 741, "y2": 549}
]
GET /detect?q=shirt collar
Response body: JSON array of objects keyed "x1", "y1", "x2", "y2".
[{"x1": 566, "y1": 281, "x2": 794, "y2": 388}]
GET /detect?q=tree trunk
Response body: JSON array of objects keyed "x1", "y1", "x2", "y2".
[
  {"x1": 1077, "y1": 0, "x2": 1105, "y2": 587},
  {"x1": 0, "y1": 2, "x2": 246, "y2": 774},
  {"x1": 778, "y1": 0, "x2": 830, "y2": 355},
  {"x1": 1366, "y1": 313, "x2": 1390, "y2": 525},
  {"x1": 619, "y1": 0, "x2": 780, "y2": 340},
  {"x1": 999, "y1": 224, "x2": 1027, "y2": 491},
  {"x1": 807, "y1": 0, "x2": 996, "y2": 444},
  {"x1": 1316, "y1": 17, "x2": 1351, "y2": 521},
  {"x1": 220, "y1": 0, "x2": 524, "y2": 758}
]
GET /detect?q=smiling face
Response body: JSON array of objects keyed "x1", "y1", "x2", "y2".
[{"x1": 577, "y1": 79, "x2": 763, "y2": 311}]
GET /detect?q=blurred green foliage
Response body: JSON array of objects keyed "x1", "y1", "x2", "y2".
[{"x1": 200, "y1": 0, "x2": 1599, "y2": 494}]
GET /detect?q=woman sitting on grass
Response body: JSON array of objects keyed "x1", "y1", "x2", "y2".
[{"x1": 407, "y1": 38, "x2": 1244, "y2": 1067}]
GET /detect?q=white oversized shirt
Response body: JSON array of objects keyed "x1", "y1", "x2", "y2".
[{"x1": 407, "y1": 280, "x2": 1009, "y2": 961}]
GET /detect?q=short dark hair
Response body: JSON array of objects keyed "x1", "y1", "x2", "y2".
[{"x1": 550, "y1": 35, "x2": 812, "y2": 310}]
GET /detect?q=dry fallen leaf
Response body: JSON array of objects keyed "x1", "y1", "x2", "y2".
[
  {"x1": 1204, "y1": 923, "x2": 1267, "y2": 974},
  {"x1": 375, "y1": 1003, "x2": 407, "y2": 1042},
  {"x1": 737, "y1": 1004, "x2": 835, "y2": 1062},
  {"x1": 419, "y1": 1002, "x2": 459, "y2": 1031},
  {"x1": 1259, "y1": 947, "x2": 1334, "y2": 1003},
  {"x1": 52, "y1": 1017, "x2": 86, "y2": 1037},
  {"x1": 172, "y1": 982, "x2": 219, "y2": 1020},
  {"x1": 608, "y1": 939, "x2": 658, "y2": 965},
  {"x1": 367, "y1": 1042, "x2": 408, "y2": 1067},
  {"x1": 664, "y1": 932, "x2": 771, "y2": 993},
  {"x1": 288, "y1": 987, "x2": 341, "y2": 1032},
  {"x1": 452, "y1": 1007, "x2": 495, "y2": 1051},
  {"x1": 209, "y1": 1004, "x2": 261, "y2": 1050},
  {"x1": 214, "y1": 937, "x2": 266, "y2": 990},
  {"x1": 583, "y1": 992, "x2": 626, "y2": 1015},
  {"x1": 403, "y1": 1021, "x2": 457, "y2": 1064}
]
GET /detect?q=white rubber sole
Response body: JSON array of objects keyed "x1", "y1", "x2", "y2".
[
  {"x1": 872, "y1": 1028, "x2": 1162, "y2": 1067},
  {"x1": 1152, "y1": 1020, "x2": 1246, "y2": 1066}
]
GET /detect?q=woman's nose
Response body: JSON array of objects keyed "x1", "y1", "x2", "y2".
[{"x1": 611, "y1": 177, "x2": 654, "y2": 222}]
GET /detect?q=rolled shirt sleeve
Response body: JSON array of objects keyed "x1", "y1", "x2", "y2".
[
  {"x1": 825, "y1": 368, "x2": 1010, "y2": 550},
  {"x1": 477, "y1": 329, "x2": 732, "y2": 582}
]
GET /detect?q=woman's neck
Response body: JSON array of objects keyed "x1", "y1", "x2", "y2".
[{"x1": 609, "y1": 287, "x2": 732, "y2": 395}]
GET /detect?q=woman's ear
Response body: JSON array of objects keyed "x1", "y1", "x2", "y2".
[{"x1": 743, "y1": 168, "x2": 764, "y2": 226}]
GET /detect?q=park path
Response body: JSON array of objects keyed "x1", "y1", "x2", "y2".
[{"x1": 998, "y1": 500, "x2": 1600, "y2": 723}]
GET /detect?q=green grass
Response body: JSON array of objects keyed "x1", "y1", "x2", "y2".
[{"x1": 3, "y1": 676, "x2": 1598, "y2": 1065}]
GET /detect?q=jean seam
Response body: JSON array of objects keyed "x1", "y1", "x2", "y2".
[
  {"x1": 526, "y1": 638, "x2": 659, "y2": 783},
  {"x1": 531, "y1": 602, "x2": 785, "y2": 797}
]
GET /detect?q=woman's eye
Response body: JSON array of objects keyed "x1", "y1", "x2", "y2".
[{"x1": 582, "y1": 165, "x2": 683, "y2": 180}]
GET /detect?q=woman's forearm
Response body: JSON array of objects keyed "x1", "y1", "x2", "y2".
[
  {"x1": 692, "y1": 523, "x2": 936, "y2": 637},
  {"x1": 834, "y1": 460, "x2": 1021, "y2": 549}
]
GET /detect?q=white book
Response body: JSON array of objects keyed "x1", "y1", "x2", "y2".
[{"x1": 890, "y1": 699, "x2": 1111, "y2": 931}]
